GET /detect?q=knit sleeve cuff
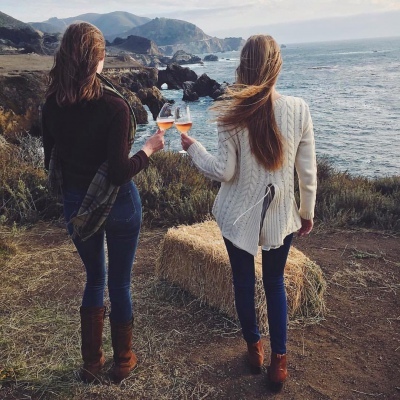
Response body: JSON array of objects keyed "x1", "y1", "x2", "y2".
[
  {"x1": 186, "y1": 140, "x2": 207, "y2": 160},
  {"x1": 299, "y1": 210, "x2": 314, "y2": 220}
]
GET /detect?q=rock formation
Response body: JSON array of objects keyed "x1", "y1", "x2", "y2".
[
  {"x1": 0, "y1": 11, "x2": 59, "y2": 55},
  {"x1": 170, "y1": 50, "x2": 202, "y2": 65},
  {"x1": 203, "y1": 54, "x2": 218, "y2": 61},
  {"x1": 182, "y1": 74, "x2": 227, "y2": 101},
  {"x1": 157, "y1": 64, "x2": 198, "y2": 90},
  {"x1": 0, "y1": 67, "x2": 171, "y2": 139}
]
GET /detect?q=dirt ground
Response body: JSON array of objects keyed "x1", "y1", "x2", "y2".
[
  {"x1": 1, "y1": 221, "x2": 399, "y2": 399},
  {"x1": 137, "y1": 225, "x2": 400, "y2": 400}
]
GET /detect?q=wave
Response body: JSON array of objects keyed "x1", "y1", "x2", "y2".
[{"x1": 308, "y1": 65, "x2": 338, "y2": 70}]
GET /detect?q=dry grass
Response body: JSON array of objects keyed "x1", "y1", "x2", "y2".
[
  {"x1": 156, "y1": 220, "x2": 327, "y2": 334},
  {"x1": 0, "y1": 222, "x2": 239, "y2": 399}
]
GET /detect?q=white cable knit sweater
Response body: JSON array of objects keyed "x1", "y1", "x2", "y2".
[{"x1": 187, "y1": 95, "x2": 317, "y2": 256}]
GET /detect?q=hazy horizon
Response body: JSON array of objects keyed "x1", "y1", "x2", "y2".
[{"x1": 2, "y1": 1, "x2": 400, "y2": 44}]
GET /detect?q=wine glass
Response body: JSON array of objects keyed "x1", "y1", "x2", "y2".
[
  {"x1": 174, "y1": 104, "x2": 192, "y2": 134},
  {"x1": 156, "y1": 103, "x2": 175, "y2": 131}
]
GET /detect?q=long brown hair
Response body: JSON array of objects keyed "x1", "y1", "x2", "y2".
[
  {"x1": 213, "y1": 35, "x2": 284, "y2": 170},
  {"x1": 46, "y1": 22, "x2": 105, "y2": 106}
]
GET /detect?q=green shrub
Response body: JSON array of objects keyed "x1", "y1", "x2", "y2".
[
  {"x1": 1, "y1": 137, "x2": 399, "y2": 232},
  {"x1": 314, "y1": 157, "x2": 400, "y2": 230},
  {"x1": 135, "y1": 151, "x2": 218, "y2": 227}
]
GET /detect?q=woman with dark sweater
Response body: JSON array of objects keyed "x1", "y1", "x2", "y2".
[{"x1": 42, "y1": 22, "x2": 164, "y2": 383}]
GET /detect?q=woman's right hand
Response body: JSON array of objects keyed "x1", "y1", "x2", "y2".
[{"x1": 141, "y1": 129, "x2": 165, "y2": 157}]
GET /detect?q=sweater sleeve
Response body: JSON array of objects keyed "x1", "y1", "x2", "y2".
[
  {"x1": 295, "y1": 103, "x2": 317, "y2": 220},
  {"x1": 107, "y1": 108, "x2": 149, "y2": 185},
  {"x1": 186, "y1": 124, "x2": 237, "y2": 182}
]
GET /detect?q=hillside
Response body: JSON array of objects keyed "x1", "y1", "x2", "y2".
[
  {"x1": 108, "y1": 17, "x2": 244, "y2": 54},
  {"x1": 0, "y1": 11, "x2": 55, "y2": 55},
  {"x1": 29, "y1": 11, "x2": 150, "y2": 36},
  {"x1": 107, "y1": 17, "x2": 210, "y2": 45}
]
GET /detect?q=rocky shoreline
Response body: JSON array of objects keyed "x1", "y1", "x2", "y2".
[{"x1": 0, "y1": 54, "x2": 227, "y2": 140}]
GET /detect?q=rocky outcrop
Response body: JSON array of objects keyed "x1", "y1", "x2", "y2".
[
  {"x1": 110, "y1": 35, "x2": 162, "y2": 56},
  {"x1": 157, "y1": 64, "x2": 198, "y2": 90},
  {"x1": 203, "y1": 54, "x2": 218, "y2": 61},
  {"x1": 170, "y1": 50, "x2": 202, "y2": 65},
  {"x1": 0, "y1": 72, "x2": 47, "y2": 138},
  {"x1": 0, "y1": 11, "x2": 58, "y2": 55},
  {"x1": 222, "y1": 37, "x2": 244, "y2": 51},
  {"x1": 137, "y1": 87, "x2": 166, "y2": 121},
  {"x1": 0, "y1": 66, "x2": 172, "y2": 138},
  {"x1": 183, "y1": 74, "x2": 227, "y2": 101}
]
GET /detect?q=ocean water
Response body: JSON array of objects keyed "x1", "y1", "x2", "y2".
[{"x1": 133, "y1": 36, "x2": 400, "y2": 178}]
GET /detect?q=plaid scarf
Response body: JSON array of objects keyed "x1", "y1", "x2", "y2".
[{"x1": 48, "y1": 73, "x2": 136, "y2": 241}]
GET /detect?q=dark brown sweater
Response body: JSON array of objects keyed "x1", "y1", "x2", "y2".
[{"x1": 42, "y1": 90, "x2": 149, "y2": 189}]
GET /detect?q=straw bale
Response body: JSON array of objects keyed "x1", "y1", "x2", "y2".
[{"x1": 156, "y1": 220, "x2": 326, "y2": 334}]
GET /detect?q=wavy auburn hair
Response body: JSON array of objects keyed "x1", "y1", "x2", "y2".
[
  {"x1": 46, "y1": 22, "x2": 105, "y2": 106},
  {"x1": 213, "y1": 35, "x2": 284, "y2": 170}
]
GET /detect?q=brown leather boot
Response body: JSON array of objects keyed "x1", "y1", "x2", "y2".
[
  {"x1": 267, "y1": 352, "x2": 287, "y2": 391},
  {"x1": 247, "y1": 339, "x2": 264, "y2": 374},
  {"x1": 79, "y1": 306, "x2": 106, "y2": 383},
  {"x1": 110, "y1": 317, "x2": 138, "y2": 383}
]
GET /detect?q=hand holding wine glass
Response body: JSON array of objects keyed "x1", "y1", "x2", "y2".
[
  {"x1": 156, "y1": 103, "x2": 175, "y2": 132},
  {"x1": 174, "y1": 104, "x2": 192, "y2": 135},
  {"x1": 141, "y1": 129, "x2": 165, "y2": 157}
]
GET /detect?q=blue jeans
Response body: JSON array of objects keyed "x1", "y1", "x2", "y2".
[
  {"x1": 224, "y1": 234, "x2": 293, "y2": 354},
  {"x1": 62, "y1": 181, "x2": 142, "y2": 323}
]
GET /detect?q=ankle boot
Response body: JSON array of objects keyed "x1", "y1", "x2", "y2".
[
  {"x1": 80, "y1": 306, "x2": 106, "y2": 383},
  {"x1": 267, "y1": 352, "x2": 287, "y2": 391},
  {"x1": 110, "y1": 317, "x2": 137, "y2": 383},
  {"x1": 247, "y1": 339, "x2": 264, "y2": 373}
]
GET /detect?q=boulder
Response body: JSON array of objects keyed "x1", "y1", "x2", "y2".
[
  {"x1": 182, "y1": 82, "x2": 199, "y2": 102},
  {"x1": 157, "y1": 63, "x2": 198, "y2": 90},
  {"x1": 137, "y1": 87, "x2": 167, "y2": 121},
  {"x1": 170, "y1": 50, "x2": 202, "y2": 65},
  {"x1": 182, "y1": 73, "x2": 227, "y2": 101},
  {"x1": 203, "y1": 54, "x2": 218, "y2": 61}
]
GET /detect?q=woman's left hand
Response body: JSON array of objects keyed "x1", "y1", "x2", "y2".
[
  {"x1": 297, "y1": 217, "x2": 313, "y2": 237},
  {"x1": 181, "y1": 133, "x2": 196, "y2": 151}
]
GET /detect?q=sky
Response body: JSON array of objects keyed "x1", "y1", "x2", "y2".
[{"x1": 2, "y1": 0, "x2": 400, "y2": 43}]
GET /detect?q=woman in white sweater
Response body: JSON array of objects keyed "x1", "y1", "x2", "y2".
[{"x1": 181, "y1": 34, "x2": 317, "y2": 391}]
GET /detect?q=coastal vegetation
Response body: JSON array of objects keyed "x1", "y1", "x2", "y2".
[{"x1": 1, "y1": 133, "x2": 399, "y2": 231}]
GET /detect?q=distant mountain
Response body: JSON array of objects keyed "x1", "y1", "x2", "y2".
[
  {"x1": 0, "y1": 11, "x2": 58, "y2": 54},
  {"x1": 107, "y1": 17, "x2": 210, "y2": 45},
  {"x1": 2, "y1": 11, "x2": 244, "y2": 56},
  {"x1": 107, "y1": 17, "x2": 245, "y2": 54},
  {"x1": 29, "y1": 11, "x2": 150, "y2": 36}
]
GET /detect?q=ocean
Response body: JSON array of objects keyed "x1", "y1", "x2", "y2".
[{"x1": 133, "y1": 36, "x2": 400, "y2": 178}]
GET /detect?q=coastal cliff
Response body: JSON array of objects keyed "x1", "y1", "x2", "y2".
[{"x1": 0, "y1": 56, "x2": 227, "y2": 140}]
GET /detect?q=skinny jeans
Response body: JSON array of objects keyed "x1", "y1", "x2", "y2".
[
  {"x1": 62, "y1": 181, "x2": 141, "y2": 323},
  {"x1": 224, "y1": 234, "x2": 293, "y2": 354}
]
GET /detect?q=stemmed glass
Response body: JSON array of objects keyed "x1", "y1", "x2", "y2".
[
  {"x1": 156, "y1": 103, "x2": 175, "y2": 131},
  {"x1": 174, "y1": 104, "x2": 192, "y2": 134}
]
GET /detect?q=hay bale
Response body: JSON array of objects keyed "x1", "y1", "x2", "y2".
[{"x1": 156, "y1": 220, "x2": 326, "y2": 333}]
